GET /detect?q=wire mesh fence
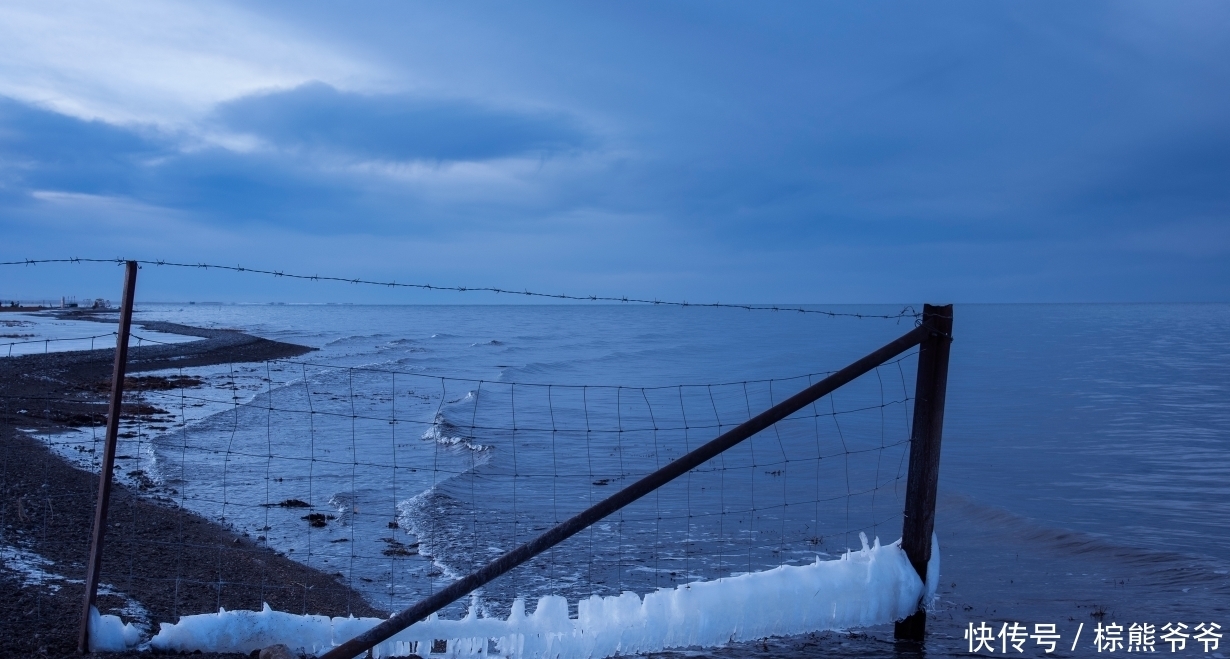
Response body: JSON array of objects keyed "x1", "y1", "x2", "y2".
[
  {"x1": 1, "y1": 259, "x2": 947, "y2": 656},
  {"x1": 2, "y1": 330, "x2": 118, "y2": 357},
  {"x1": 21, "y1": 340, "x2": 915, "y2": 623}
]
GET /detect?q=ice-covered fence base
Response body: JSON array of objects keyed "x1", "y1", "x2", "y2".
[
  {"x1": 89, "y1": 606, "x2": 144, "y2": 652},
  {"x1": 149, "y1": 534, "x2": 938, "y2": 658}
]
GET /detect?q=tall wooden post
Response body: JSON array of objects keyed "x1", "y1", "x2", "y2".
[
  {"x1": 895, "y1": 303, "x2": 953, "y2": 643},
  {"x1": 78, "y1": 261, "x2": 138, "y2": 653}
]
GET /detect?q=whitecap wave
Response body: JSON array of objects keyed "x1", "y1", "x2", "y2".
[{"x1": 420, "y1": 414, "x2": 489, "y2": 452}]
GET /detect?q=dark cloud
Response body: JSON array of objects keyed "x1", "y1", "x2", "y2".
[
  {"x1": 0, "y1": 94, "x2": 487, "y2": 230},
  {"x1": 0, "y1": 96, "x2": 167, "y2": 196},
  {"x1": 139, "y1": 149, "x2": 364, "y2": 225},
  {"x1": 213, "y1": 82, "x2": 591, "y2": 162},
  {"x1": 0, "y1": 97, "x2": 361, "y2": 227},
  {"x1": 0, "y1": 82, "x2": 594, "y2": 231}
]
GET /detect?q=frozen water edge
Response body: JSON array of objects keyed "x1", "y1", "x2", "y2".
[{"x1": 149, "y1": 533, "x2": 939, "y2": 658}]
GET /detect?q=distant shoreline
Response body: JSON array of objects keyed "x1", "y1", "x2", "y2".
[
  {"x1": 0, "y1": 305, "x2": 61, "y2": 313},
  {"x1": 0, "y1": 319, "x2": 383, "y2": 659}
]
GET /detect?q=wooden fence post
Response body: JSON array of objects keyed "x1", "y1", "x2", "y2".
[
  {"x1": 895, "y1": 303, "x2": 953, "y2": 643},
  {"x1": 77, "y1": 260, "x2": 137, "y2": 653}
]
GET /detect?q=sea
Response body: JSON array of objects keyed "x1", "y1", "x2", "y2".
[{"x1": 12, "y1": 303, "x2": 1230, "y2": 657}]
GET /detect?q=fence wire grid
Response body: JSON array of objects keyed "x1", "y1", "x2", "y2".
[{"x1": 4, "y1": 334, "x2": 918, "y2": 624}]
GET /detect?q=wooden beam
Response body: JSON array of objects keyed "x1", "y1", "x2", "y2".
[{"x1": 78, "y1": 261, "x2": 138, "y2": 653}]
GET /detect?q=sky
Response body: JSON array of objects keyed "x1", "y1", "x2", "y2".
[{"x1": 1, "y1": 1, "x2": 1228, "y2": 304}]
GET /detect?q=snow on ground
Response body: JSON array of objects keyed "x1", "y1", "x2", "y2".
[
  {"x1": 0, "y1": 538, "x2": 150, "y2": 651},
  {"x1": 150, "y1": 533, "x2": 938, "y2": 658},
  {"x1": 0, "y1": 540, "x2": 66, "y2": 592}
]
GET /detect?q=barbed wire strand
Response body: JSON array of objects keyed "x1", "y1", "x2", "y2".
[{"x1": 1, "y1": 257, "x2": 918, "y2": 320}]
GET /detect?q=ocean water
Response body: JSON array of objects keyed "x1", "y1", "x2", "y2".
[{"x1": 36, "y1": 303, "x2": 1230, "y2": 656}]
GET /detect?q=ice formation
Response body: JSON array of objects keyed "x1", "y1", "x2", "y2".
[
  {"x1": 88, "y1": 606, "x2": 145, "y2": 652},
  {"x1": 148, "y1": 533, "x2": 938, "y2": 658}
]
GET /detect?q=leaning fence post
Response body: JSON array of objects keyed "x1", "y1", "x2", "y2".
[
  {"x1": 894, "y1": 303, "x2": 953, "y2": 643},
  {"x1": 77, "y1": 260, "x2": 138, "y2": 653}
]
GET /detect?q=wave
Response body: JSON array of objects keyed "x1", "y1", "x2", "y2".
[
  {"x1": 321, "y1": 333, "x2": 390, "y2": 348},
  {"x1": 397, "y1": 488, "x2": 469, "y2": 582},
  {"x1": 421, "y1": 413, "x2": 489, "y2": 452}
]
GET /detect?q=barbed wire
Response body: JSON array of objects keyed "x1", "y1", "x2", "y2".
[{"x1": 1, "y1": 258, "x2": 919, "y2": 320}]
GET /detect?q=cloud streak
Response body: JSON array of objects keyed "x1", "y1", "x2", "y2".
[{"x1": 0, "y1": 0, "x2": 380, "y2": 127}]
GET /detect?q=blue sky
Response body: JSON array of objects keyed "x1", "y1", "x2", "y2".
[{"x1": 1, "y1": 1, "x2": 1227, "y2": 303}]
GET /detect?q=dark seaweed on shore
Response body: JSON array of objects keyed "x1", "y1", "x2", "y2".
[
  {"x1": 302, "y1": 513, "x2": 337, "y2": 528},
  {"x1": 265, "y1": 498, "x2": 312, "y2": 508},
  {"x1": 82, "y1": 374, "x2": 206, "y2": 394},
  {"x1": 381, "y1": 537, "x2": 420, "y2": 557}
]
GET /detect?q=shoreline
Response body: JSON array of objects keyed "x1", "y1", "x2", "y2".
[{"x1": 0, "y1": 318, "x2": 386, "y2": 658}]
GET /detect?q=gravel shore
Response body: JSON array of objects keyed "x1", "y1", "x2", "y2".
[{"x1": 0, "y1": 317, "x2": 387, "y2": 658}]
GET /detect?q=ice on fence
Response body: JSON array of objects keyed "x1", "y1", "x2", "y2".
[
  {"x1": 89, "y1": 606, "x2": 144, "y2": 652},
  {"x1": 147, "y1": 533, "x2": 938, "y2": 658}
]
